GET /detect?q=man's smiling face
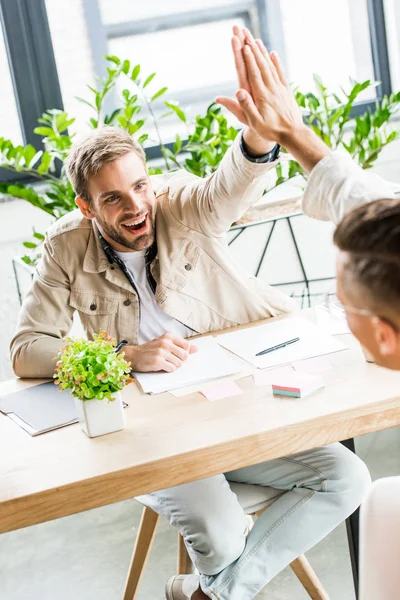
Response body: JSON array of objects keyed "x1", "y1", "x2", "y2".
[{"x1": 76, "y1": 151, "x2": 157, "y2": 252}]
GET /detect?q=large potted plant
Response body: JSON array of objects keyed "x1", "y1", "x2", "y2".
[{"x1": 54, "y1": 330, "x2": 132, "y2": 437}]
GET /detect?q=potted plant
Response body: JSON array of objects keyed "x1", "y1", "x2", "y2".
[{"x1": 54, "y1": 330, "x2": 132, "y2": 437}]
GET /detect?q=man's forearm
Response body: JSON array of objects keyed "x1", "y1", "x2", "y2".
[
  {"x1": 10, "y1": 334, "x2": 63, "y2": 378},
  {"x1": 279, "y1": 125, "x2": 331, "y2": 174}
]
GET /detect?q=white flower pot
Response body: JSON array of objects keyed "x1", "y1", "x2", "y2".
[{"x1": 74, "y1": 391, "x2": 125, "y2": 437}]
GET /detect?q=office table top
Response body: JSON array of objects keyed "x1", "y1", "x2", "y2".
[{"x1": 1, "y1": 312, "x2": 400, "y2": 534}]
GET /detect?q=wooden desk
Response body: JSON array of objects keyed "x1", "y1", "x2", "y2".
[{"x1": 1, "y1": 315, "x2": 400, "y2": 539}]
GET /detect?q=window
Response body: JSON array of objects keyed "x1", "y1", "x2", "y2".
[
  {"x1": 108, "y1": 18, "x2": 245, "y2": 144},
  {"x1": 278, "y1": 0, "x2": 376, "y2": 100},
  {"x1": 45, "y1": 0, "x2": 97, "y2": 134},
  {"x1": 99, "y1": 0, "x2": 248, "y2": 24},
  {"x1": 0, "y1": 25, "x2": 23, "y2": 145},
  {"x1": 0, "y1": 0, "x2": 394, "y2": 182},
  {"x1": 384, "y1": 0, "x2": 400, "y2": 91}
]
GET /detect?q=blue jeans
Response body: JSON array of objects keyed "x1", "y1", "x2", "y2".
[{"x1": 138, "y1": 443, "x2": 371, "y2": 599}]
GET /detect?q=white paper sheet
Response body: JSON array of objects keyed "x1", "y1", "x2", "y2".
[
  {"x1": 169, "y1": 367, "x2": 254, "y2": 397},
  {"x1": 316, "y1": 304, "x2": 350, "y2": 335},
  {"x1": 133, "y1": 337, "x2": 242, "y2": 394},
  {"x1": 217, "y1": 317, "x2": 348, "y2": 369}
]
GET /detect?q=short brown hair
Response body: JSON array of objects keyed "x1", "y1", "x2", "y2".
[
  {"x1": 333, "y1": 199, "x2": 400, "y2": 312},
  {"x1": 65, "y1": 126, "x2": 146, "y2": 202}
]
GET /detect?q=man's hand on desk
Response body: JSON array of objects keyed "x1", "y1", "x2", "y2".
[
  {"x1": 124, "y1": 333, "x2": 198, "y2": 373},
  {"x1": 216, "y1": 26, "x2": 330, "y2": 173}
]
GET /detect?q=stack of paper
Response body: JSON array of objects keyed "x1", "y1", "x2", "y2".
[
  {"x1": 133, "y1": 337, "x2": 242, "y2": 394},
  {"x1": 272, "y1": 373, "x2": 325, "y2": 398},
  {"x1": 217, "y1": 316, "x2": 348, "y2": 369},
  {"x1": 272, "y1": 373, "x2": 324, "y2": 398}
]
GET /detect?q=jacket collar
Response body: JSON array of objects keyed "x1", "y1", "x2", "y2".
[
  {"x1": 82, "y1": 219, "x2": 158, "y2": 287},
  {"x1": 83, "y1": 221, "x2": 109, "y2": 273}
]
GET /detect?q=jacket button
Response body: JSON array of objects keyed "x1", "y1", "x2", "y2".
[
  {"x1": 184, "y1": 263, "x2": 192, "y2": 271},
  {"x1": 123, "y1": 299, "x2": 131, "y2": 306},
  {"x1": 90, "y1": 303, "x2": 97, "y2": 310}
]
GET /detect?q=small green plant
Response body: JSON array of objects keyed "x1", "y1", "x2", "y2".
[{"x1": 54, "y1": 330, "x2": 132, "y2": 401}]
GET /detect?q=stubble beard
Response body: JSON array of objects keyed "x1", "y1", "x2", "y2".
[{"x1": 96, "y1": 211, "x2": 155, "y2": 251}]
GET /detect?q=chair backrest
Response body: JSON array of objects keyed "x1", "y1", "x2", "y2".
[{"x1": 360, "y1": 476, "x2": 400, "y2": 599}]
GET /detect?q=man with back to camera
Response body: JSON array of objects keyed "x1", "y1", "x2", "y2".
[{"x1": 11, "y1": 26, "x2": 394, "y2": 600}]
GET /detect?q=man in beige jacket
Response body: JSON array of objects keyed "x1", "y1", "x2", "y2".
[{"x1": 11, "y1": 26, "x2": 387, "y2": 600}]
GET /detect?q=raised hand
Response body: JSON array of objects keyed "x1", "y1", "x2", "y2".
[
  {"x1": 217, "y1": 27, "x2": 303, "y2": 146},
  {"x1": 217, "y1": 26, "x2": 330, "y2": 172}
]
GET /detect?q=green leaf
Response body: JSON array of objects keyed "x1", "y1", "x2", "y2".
[
  {"x1": 104, "y1": 109, "x2": 121, "y2": 125},
  {"x1": 128, "y1": 119, "x2": 144, "y2": 135},
  {"x1": 89, "y1": 117, "x2": 98, "y2": 128},
  {"x1": 117, "y1": 115, "x2": 128, "y2": 128},
  {"x1": 23, "y1": 241, "x2": 37, "y2": 249},
  {"x1": 33, "y1": 127, "x2": 54, "y2": 137},
  {"x1": 151, "y1": 87, "x2": 168, "y2": 102},
  {"x1": 75, "y1": 96, "x2": 96, "y2": 110},
  {"x1": 33, "y1": 231, "x2": 45, "y2": 241},
  {"x1": 138, "y1": 133, "x2": 149, "y2": 144},
  {"x1": 21, "y1": 255, "x2": 34, "y2": 266},
  {"x1": 174, "y1": 134, "x2": 182, "y2": 154},
  {"x1": 122, "y1": 59, "x2": 130, "y2": 75},
  {"x1": 131, "y1": 64, "x2": 140, "y2": 81},
  {"x1": 27, "y1": 150, "x2": 43, "y2": 168},
  {"x1": 143, "y1": 72, "x2": 156, "y2": 88},
  {"x1": 37, "y1": 152, "x2": 52, "y2": 175},
  {"x1": 105, "y1": 55, "x2": 121, "y2": 65},
  {"x1": 95, "y1": 93, "x2": 101, "y2": 111},
  {"x1": 164, "y1": 101, "x2": 186, "y2": 123},
  {"x1": 24, "y1": 145, "x2": 37, "y2": 166}
]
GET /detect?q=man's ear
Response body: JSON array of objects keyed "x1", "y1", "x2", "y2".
[
  {"x1": 372, "y1": 316, "x2": 398, "y2": 357},
  {"x1": 75, "y1": 196, "x2": 95, "y2": 220}
]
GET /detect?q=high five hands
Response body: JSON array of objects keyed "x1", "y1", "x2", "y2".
[{"x1": 216, "y1": 26, "x2": 330, "y2": 172}]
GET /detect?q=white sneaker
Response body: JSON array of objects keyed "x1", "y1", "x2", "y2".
[{"x1": 165, "y1": 574, "x2": 200, "y2": 599}]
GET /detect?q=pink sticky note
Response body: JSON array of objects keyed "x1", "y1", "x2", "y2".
[
  {"x1": 253, "y1": 365, "x2": 295, "y2": 387},
  {"x1": 201, "y1": 381, "x2": 243, "y2": 401}
]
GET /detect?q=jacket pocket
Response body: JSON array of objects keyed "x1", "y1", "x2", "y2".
[{"x1": 69, "y1": 290, "x2": 118, "y2": 337}]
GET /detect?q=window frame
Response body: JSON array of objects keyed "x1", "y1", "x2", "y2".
[{"x1": 0, "y1": 0, "x2": 64, "y2": 183}]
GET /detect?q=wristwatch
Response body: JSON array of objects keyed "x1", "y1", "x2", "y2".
[{"x1": 240, "y1": 131, "x2": 280, "y2": 163}]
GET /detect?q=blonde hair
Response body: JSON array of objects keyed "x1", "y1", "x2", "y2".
[{"x1": 65, "y1": 126, "x2": 146, "y2": 202}]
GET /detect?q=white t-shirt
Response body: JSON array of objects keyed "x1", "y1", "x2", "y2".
[{"x1": 115, "y1": 250, "x2": 195, "y2": 345}]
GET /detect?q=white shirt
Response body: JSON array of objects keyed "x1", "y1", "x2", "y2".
[{"x1": 115, "y1": 250, "x2": 195, "y2": 345}]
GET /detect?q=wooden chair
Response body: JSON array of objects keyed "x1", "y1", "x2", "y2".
[{"x1": 123, "y1": 482, "x2": 329, "y2": 599}]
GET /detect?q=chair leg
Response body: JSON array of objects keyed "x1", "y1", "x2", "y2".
[
  {"x1": 178, "y1": 534, "x2": 193, "y2": 575},
  {"x1": 290, "y1": 554, "x2": 329, "y2": 600},
  {"x1": 123, "y1": 507, "x2": 160, "y2": 600}
]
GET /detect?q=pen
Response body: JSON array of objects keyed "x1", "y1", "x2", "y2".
[
  {"x1": 115, "y1": 339, "x2": 128, "y2": 353},
  {"x1": 255, "y1": 337, "x2": 300, "y2": 357}
]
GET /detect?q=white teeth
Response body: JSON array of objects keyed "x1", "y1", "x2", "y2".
[{"x1": 125, "y1": 216, "x2": 146, "y2": 227}]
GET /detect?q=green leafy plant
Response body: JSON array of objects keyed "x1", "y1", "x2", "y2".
[
  {"x1": 1, "y1": 56, "x2": 400, "y2": 266},
  {"x1": 54, "y1": 330, "x2": 132, "y2": 401}
]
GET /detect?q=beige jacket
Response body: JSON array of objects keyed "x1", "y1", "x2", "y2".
[
  {"x1": 11, "y1": 135, "x2": 297, "y2": 378},
  {"x1": 11, "y1": 139, "x2": 395, "y2": 379}
]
